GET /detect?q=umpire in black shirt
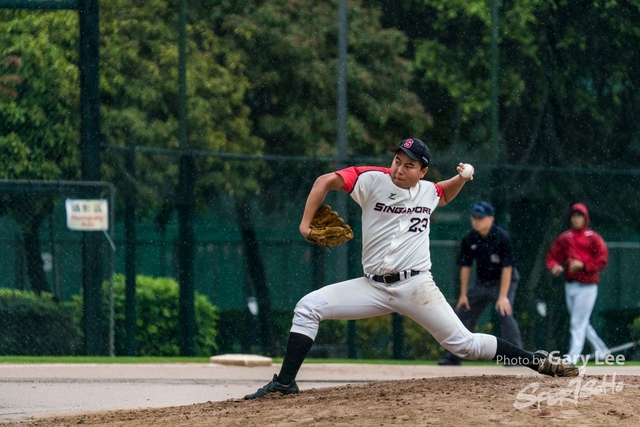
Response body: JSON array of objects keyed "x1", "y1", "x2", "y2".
[{"x1": 439, "y1": 201, "x2": 524, "y2": 366}]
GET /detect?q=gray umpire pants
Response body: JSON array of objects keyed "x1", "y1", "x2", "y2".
[
  {"x1": 444, "y1": 269, "x2": 523, "y2": 361},
  {"x1": 457, "y1": 269, "x2": 523, "y2": 348}
]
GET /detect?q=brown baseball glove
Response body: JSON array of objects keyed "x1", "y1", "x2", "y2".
[{"x1": 306, "y1": 205, "x2": 354, "y2": 248}]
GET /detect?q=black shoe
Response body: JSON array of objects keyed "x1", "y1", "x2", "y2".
[
  {"x1": 438, "y1": 357, "x2": 462, "y2": 366},
  {"x1": 534, "y1": 350, "x2": 580, "y2": 377},
  {"x1": 244, "y1": 374, "x2": 300, "y2": 400}
]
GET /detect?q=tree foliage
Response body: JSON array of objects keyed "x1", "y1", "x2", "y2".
[
  {"x1": 2, "y1": 1, "x2": 639, "y2": 218},
  {"x1": 367, "y1": 0, "x2": 640, "y2": 232},
  {"x1": 214, "y1": 0, "x2": 428, "y2": 158},
  {"x1": 98, "y1": 0, "x2": 264, "y2": 207},
  {"x1": 0, "y1": 10, "x2": 81, "y2": 180},
  {"x1": 206, "y1": 0, "x2": 432, "y2": 213},
  {"x1": 371, "y1": 0, "x2": 640, "y2": 166},
  {"x1": 0, "y1": 11, "x2": 82, "y2": 294}
]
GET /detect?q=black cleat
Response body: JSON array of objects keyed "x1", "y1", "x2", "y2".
[
  {"x1": 535, "y1": 350, "x2": 580, "y2": 377},
  {"x1": 244, "y1": 374, "x2": 300, "y2": 400}
]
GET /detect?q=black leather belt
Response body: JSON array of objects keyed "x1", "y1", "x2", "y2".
[{"x1": 370, "y1": 270, "x2": 420, "y2": 284}]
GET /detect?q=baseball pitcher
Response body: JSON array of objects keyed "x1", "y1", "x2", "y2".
[{"x1": 245, "y1": 138, "x2": 578, "y2": 400}]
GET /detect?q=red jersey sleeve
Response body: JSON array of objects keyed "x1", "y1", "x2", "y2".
[
  {"x1": 434, "y1": 183, "x2": 444, "y2": 199},
  {"x1": 545, "y1": 235, "x2": 565, "y2": 270},
  {"x1": 335, "y1": 166, "x2": 390, "y2": 193}
]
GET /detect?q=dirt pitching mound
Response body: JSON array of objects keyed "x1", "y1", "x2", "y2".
[{"x1": 8, "y1": 374, "x2": 640, "y2": 427}]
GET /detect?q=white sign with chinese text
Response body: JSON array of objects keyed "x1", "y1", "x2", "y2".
[{"x1": 65, "y1": 199, "x2": 109, "y2": 231}]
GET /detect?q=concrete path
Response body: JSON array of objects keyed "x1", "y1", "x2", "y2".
[{"x1": 0, "y1": 362, "x2": 637, "y2": 423}]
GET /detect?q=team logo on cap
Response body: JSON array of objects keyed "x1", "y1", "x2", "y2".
[{"x1": 403, "y1": 139, "x2": 414, "y2": 148}]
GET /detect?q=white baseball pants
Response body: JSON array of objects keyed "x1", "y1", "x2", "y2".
[
  {"x1": 290, "y1": 274, "x2": 497, "y2": 360},
  {"x1": 564, "y1": 282, "x2": 609, "y2": 362}
]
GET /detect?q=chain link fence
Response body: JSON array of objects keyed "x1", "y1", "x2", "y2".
[{"x1": 0, "y1": 180, "x2": 115, "y2": 355}]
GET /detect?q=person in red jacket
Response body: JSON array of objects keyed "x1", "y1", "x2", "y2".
[{"x1": 545, "y1": 203, "x2": 609, "y2": 363}]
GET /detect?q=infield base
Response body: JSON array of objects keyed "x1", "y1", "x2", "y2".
[{"x1": 209, "y1": 354, "x2": 273, "y2": 366}]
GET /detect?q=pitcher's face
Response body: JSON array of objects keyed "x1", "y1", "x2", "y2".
[{"x1": 389, "y1": 151, "x2": 427, "y2": 189}]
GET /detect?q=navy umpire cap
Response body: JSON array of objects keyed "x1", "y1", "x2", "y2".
[
  {"x1": 471, "y1": 201, "x2": 495, "y2": 217},
  {"x1": 388, "y1": 138, "x2": 430, "y2": 167}
]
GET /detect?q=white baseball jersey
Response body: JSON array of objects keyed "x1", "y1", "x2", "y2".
[{"x1": 336, "y1": 166, "x2": 443, "y2": 277}]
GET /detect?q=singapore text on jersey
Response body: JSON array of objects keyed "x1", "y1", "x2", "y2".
[{"x1": 373, "y1": 203, "x2": 432, "y2": 215}]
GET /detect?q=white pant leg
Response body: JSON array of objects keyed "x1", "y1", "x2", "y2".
[
  {"x1": 387, "y1": 275, "x2": 497, "y2": 360},
  {"x1": 565, "y1": 282, "x2": 599, "y2": 362},
  {"x1": 290, "y1": 277, "x2": 393, "y2": 340},
  {"x1": 564, "y1": 282, "x2": 579, "y2": 363},
  {"x1": 585, "y1": 324, "x2": 609, "y2": 356}
]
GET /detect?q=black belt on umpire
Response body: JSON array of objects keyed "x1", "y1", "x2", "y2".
[{"x1": 366, "y1": 270, "x2": 420, "y2": 284}]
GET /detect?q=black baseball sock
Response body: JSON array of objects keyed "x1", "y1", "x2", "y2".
[
  {"x1": 276, "y1": 332, "x2": 314, "y2": 385},
  {"x1": 492, "y1": 337, "x2": 540, "y2": 370}
]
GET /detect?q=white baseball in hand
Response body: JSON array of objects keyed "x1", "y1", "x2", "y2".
[{"x1": 460, "y1": 164, "x2": 474, "y2": 179}]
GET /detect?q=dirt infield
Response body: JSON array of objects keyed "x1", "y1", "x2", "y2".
[{"x1": 2, "y1": 365, "x2": 640, "y2": 426}]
